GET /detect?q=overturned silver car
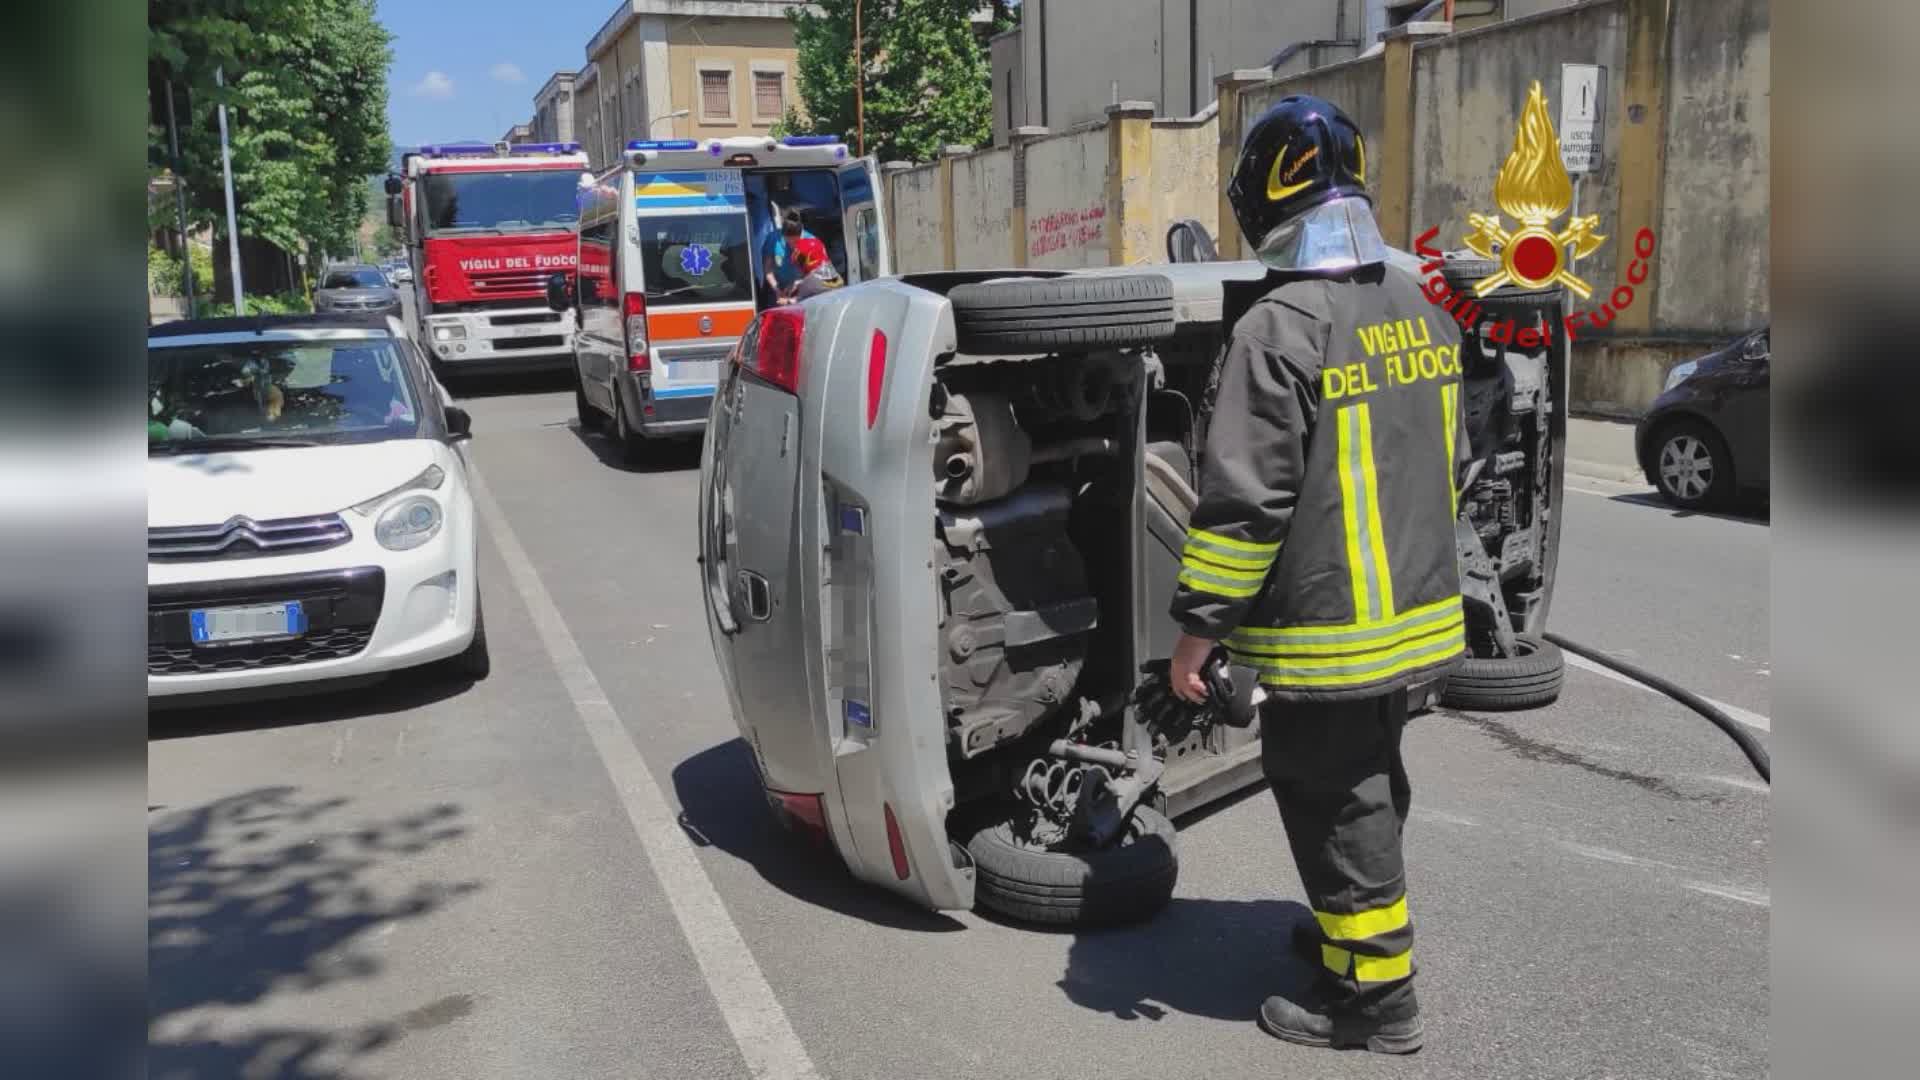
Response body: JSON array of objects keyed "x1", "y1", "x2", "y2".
[{"x1": 698, "y1": 251, "x2": 1568, "y2": 924}]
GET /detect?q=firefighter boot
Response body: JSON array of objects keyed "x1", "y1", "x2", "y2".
[{"x1": 1258, "y1": 988, "x2": 1424, "y2": 1055}]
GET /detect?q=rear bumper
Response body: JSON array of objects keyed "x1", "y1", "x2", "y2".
[{"x1": 615, "y1": 371, "x2": 712, "y2": 437}]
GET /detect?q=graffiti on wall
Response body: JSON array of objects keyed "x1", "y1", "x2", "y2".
[{"x1": 1028, "y1": 203, "x2": 1106, "y2": 260}]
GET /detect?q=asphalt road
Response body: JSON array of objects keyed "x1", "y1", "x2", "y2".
[{"x1": 148, "y1": 376, "x2": 1769, "y2": 1080}]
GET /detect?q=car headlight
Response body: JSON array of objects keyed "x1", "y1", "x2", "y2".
[
  {"x1": 432, "y1": 325, "x2": 468, "y2": 342},
  {"x1": 350, "y1": 466, "x2": 448, "y2": 553},
  {"x1": 373, "y1": 495, "x2": 443, "y2": 550},
  {"x1": 1663, "y1": 360, "x2": 1698, "y2": 393}
]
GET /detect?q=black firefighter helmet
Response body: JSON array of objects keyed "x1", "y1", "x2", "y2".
[{"x1": 1227, "y1": 95, "x2": 1370, "y2": 253}]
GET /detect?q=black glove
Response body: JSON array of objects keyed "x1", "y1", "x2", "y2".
[{"x1": 1134, "y1": 648, "x2": 1263, "y2": 738}]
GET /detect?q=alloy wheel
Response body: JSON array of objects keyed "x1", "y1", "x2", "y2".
[{"x1": 1659, "y1": 434, "x2": 1715, "y2": 502}]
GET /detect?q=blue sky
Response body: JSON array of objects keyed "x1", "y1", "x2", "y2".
[{"x1": 381, "y1": 0, "x2": 614, "y2": 151}]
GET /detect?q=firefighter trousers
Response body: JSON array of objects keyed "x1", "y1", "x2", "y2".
[{"x1": 1260, "y1": 688, "x2": 1417, "y2": 1021}]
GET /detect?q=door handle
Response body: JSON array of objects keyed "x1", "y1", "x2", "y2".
[{"x1": 734, "y1": 570, "x2": 772, "y2": 622}]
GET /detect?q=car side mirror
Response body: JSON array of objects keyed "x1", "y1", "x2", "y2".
[
  {"x1": 386, "y1": 194, "x2": 404, "y2": 230},
  {"x1": 546, "y1": 272, "x2": 572, "y2": 312},
  {"x1": 384, "y1": 174, "x2": 404, "y2": 196},
  {"x1": 444, "y1": 405, "x2": 473, "y2": 442},
  {"x1": 1740, "y1": 335, "x2": 1768, "y2": 363}
]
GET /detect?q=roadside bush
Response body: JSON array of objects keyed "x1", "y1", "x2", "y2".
[
  {"x1": 148, "y1": 246, "x2": 184, "y2": 297},
  {"x1": 199, "y1": 291, "x2": 312, "y2": 317}
]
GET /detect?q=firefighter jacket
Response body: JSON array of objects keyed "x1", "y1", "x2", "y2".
[{"x1": 1171, "y1": 264, "x2": 1472, "y2": 701}]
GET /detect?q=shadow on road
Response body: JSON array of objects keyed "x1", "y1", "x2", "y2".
[
  {"x1": 149, "y1": 668, "x2": 480, "y2": 741},
  {"x1": 439, "y1": 369, "x2": 572, "y2": 400},
  {"x1": 1054, "y1": 897, "x2": 1314, "y2": 1021},
  {"x1": 671, "y1": 738, "x2": 966, "y2": 933},
  {"x1": 567, "y1": 422, "x2": 704, "y2": 475},
  {"x1": 1607, "y1": 490, "x2": 1769, "y2": 525},
  {"x1": 148, "y1": 786, "x2": 481, "y2": 1079}
]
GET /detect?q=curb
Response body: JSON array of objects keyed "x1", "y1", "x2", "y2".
[{"x1": 1566, "y1": 457, "x2": 1645, "y2": 485}]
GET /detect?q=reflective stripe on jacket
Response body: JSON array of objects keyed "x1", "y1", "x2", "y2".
[{"x1": 1170, "y1": 264, "x2": 1473, "y2": 701}]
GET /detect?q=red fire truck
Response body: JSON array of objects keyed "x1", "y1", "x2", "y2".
[{"x1": 384, "y1": 141, "x2": 588, "y2": 376}]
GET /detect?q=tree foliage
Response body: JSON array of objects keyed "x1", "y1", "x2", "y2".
[
  {"x1": 787, "y1": 0, "x2": 1007, "y2": 163},
  {"x1": 149, "y1": 0, "x2": 393, "y2": 260}
]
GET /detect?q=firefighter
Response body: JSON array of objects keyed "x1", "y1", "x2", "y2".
[{"x1": 1167, "y1": 94, "x2": 1470, "y2": 1055}]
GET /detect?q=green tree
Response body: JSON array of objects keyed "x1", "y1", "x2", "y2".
[
  {"x1": 150, "y1": 0, "x2": 392, "y2": 267},
  {"x1": 787, "y1": 0, "x2": 1004, "y2": 163}
]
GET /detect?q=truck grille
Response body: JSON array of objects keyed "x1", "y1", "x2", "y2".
[
  {"x1": 468, "y1": 269, "x2": 550, "y2": 295},
  {"x1": 148, "y1": 567, "x2": 383, "y2": 676},
  {"x1": 149, "y1": 514, "x2": 351, "y2": 562}
]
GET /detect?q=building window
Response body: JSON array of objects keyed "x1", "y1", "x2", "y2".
[
  {"x1": 753, "y1": 70, "x2": 785, "y2": 124},
  {"x1": 698, "y1": 63, "x2": 735, "y2": 124}
]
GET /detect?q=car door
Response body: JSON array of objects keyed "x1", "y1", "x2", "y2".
[
  {"x1": 1722, "y1": 330, "x2": 1769, "y2": 492},
  {"x1": 838, "y1": 159, "x2": 890, "y2": 283}
]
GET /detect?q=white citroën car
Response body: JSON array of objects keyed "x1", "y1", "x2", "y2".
[{"x1": 699, "y1": 247, "x2": 1570, "y2": 925}]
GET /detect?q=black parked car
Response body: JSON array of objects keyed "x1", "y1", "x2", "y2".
[{"x1": 1636, "y1": 327, "x2": 1769, "y2": 508}]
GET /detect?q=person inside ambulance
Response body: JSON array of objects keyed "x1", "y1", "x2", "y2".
[{"x1": 1166, "y1": 94, "x2": 1471, "y2": 1055}]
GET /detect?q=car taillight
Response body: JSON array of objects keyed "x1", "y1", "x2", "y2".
[
  {"x1": 767, "y1": 788, "x2": 829, "y2": 846},
  {"x1": 751, "y1": 306, "x2": 805, "y2": 394},
  {"x1": 884, "y1": 802, "x2": 911, "y2": 880},
  {"x1": 865, "y1": 329, "x2": 888, "y2": 429},
  {"x1": 624, "y1": 291, "x2": 649, "y2": 371}
]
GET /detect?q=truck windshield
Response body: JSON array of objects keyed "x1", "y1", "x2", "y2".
[
  {"x1": 638, "y1": 214, "x2": 753, "y2": 307},
  {"x1": 422, "y1": 169, "x2": 579, "y2": 233}
]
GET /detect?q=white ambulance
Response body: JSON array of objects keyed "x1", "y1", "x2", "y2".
[{"x1": 546, "y1": 136, "x2": 888, "y2": 461}]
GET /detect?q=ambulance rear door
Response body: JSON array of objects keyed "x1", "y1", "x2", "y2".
[{"x1": 838, "y1": 159, "x2": 890, "y2": 282}]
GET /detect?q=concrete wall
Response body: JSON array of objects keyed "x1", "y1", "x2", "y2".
[
  {"x1": 1024, "y1": 127, "x2": 1111, "y2": 268},
  {"x1": 889, "y1": 164, "x2": 946, "y2": 275},
  {"x1": 1145, "y1": 118, "x2": 1220, "y2": 258},
  {"x1": 1015, "y1": 0, "x2": 1354, "y2": 132},
  {"x1": 1242, "y1": 55, "x2": 1386, "y2": 205},
  {"x1": 952, "y1": 148, "x2": 1016, "y2": 268},
  {"x1": 1410, "y1": 1, "x2": 1631, "y2": 300},
  {"x1": 1655, "y1": 0, "x2": 1768, "y2": 334}
]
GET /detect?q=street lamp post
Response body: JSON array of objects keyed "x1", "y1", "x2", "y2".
[
  {"x1": 854, "y1": 0, "x2": 865, "y2": 157},
  {"x1": 215, "y1": 66, "x2": 245, "y2": 315},
  {"x1": 648, "y1": 108, "x2": 689, "y2": 137}
]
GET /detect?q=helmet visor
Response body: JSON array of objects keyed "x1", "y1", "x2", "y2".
[{"x1": 1252, "y1": 196, "x2": 1390, "y2": 273}]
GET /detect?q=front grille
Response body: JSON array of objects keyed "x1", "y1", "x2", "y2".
[
  {"x1": 149, "y1": 514, "x2": 351, "y2": 562},
  {"x1": 148, "y1": 567, "x2": 383, "y2": 676},
  {"x1": 493, "y1": 335, "x2": 565, "y2": 351},
  {"x1": 489, "y1": 312, "x2": 561, "y2": 327},
  {"x1": 468, "y1": 269, "x2": 550, "y2": 295},
  {"x1": 148, "y1": 626, "x2": 375, "y2": 675}
]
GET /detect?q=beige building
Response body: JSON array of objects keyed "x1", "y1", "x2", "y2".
[
  {"x1": 531, "y1": 71, "x2": 577, "y2": 145},
  {"x1": 577, "y1": 0, "x2": 821, "y2": 170}
]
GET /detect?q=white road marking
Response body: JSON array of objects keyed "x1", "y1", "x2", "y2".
[
  {"x1": 1682, "y1": 882, "x2": 1771, "y2": 908},
  {"x1": 1563, "y1": 653, "x2": 1772, "y2": 732},
  {"x1": 471, "y1": 472, "x2": 820, "y2": 1080},
  {"x1": 1557, "y1": 841, "x2": 1770, "y2": 908},
  {"x1": 1412, "y1": 807, "x2": 1481, "y2": 828},
  {"x1": 1689, "y1": 773, "x2": 1771, "y2": 795}
]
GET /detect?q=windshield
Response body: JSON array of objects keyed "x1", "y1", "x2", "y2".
[
  {"x1": 149, "y1": 337, "x2": 423, "y2": 452},
  {"x1": 322, "y1": 269, "x2": 388, "y2": 289},
  {"x1": 638, "y1": 214, "x2": 753, "y2": 306},
  {"x1": 422, "y1": 169, "x2": 579, "y2": 233}
]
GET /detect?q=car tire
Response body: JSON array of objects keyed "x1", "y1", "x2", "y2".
[
  {"x1": 1439, "y1": 633, "x2": 1563, "y2": 711},
  {"x1": 1650, "y1": 417, "x2": 1732, "y2": 509},
  {"x1": 448, "y1": 596, "x2": 490, "y2": 682},
  {"x1": 948, "y1": 275, "x2": 1176, "y2": 354},
  {"x1": 964, "y1": 805, "x2": 1179, "y2": 927},
  {"x1": 611, "y1": 389, "x2": 648, "y2": 465}
]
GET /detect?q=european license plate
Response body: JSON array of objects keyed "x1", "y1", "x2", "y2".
[
  {"x1": 190, "y1": 601, "x2": 307, "y2": 644},
  {"x1": 512, "y1": 324, "x2": 549, "y2": 337},
  {"x1": 662, "y1": 359, "x2": 718, "y2": 386}
]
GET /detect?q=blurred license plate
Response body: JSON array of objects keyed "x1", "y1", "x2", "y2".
[
  {"x1": 190, "y1": 601, "x2": 306, "y2": 644},
  {"x1": 512, "y1": 324, "x2": 551, "y2": 337},
  {"x1": 662, "y1": 359, "x2": 718, "y2": 386}
]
